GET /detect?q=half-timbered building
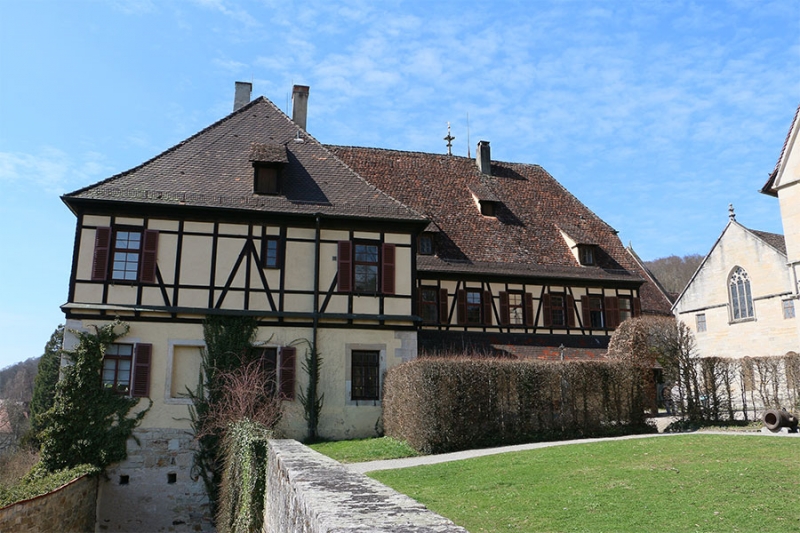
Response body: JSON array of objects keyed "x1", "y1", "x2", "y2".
[
  {"x1": 60, "y1": 84, "x2": 427, "y2": 530},
  {"x1": 60, "y1": 82, "x2": 671, "y2": 530},
  {"x1": 329, "y1": 142, "x2": 672, "y2": 360}
]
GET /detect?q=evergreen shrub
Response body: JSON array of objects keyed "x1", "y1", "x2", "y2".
[{"x1": 383, "y1": 357, "x2": 652, "y2": 454}]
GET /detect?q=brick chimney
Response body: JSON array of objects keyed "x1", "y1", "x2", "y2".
[
  {"x1": 233, "y1": 81, "x2": 252, "y2": 112},
  {"x1": 477, "y1": 140, "x2": 491, "y2": 175},
  {"x1": 292, "y1": 85, "x2": 310, "y2": 130}
]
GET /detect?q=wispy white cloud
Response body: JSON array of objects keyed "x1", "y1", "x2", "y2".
[{"x1": 0, "y1": 148, "x2": 112, "y2": 195}]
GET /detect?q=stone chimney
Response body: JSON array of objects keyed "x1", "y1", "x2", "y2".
[
  {"x1": 477, "y1": 140, "x2": 491, "y2": 175},
  {"x1": 233, "y1": 81, "x2": 252, "y2": 112},
  {"x1": 292, "y1": 85, "x2": 310, "y2": 130}
]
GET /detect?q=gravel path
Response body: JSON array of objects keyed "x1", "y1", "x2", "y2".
[{"x1": 346, "y1": 418, "x2": 792, "y2": 474}]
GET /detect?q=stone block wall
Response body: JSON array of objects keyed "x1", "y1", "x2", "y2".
[
  {"x1": 0, "y1": 474, "x2": 97, "y2": 533},
  {"x1": 265, "y1": 439, "x2": 467, "y2": 533},
  {"x1": 96, "y1": 427, "x2": 214, "y2": 532}
]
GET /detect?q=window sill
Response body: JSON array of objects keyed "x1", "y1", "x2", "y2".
[
  {"x1": 347, "y1": 399, "x2": 381, "y2": 407},
  {"x1": 729, "y1": 317, "x2": 756, "y2": 325}
]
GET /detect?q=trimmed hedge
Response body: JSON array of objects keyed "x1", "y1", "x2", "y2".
[{"x1": 383, "y1": 358, "x2": 653, "y2": 454}]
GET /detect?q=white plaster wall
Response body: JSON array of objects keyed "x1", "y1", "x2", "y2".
[{"x1": 674, "y1": 223, "x2": 797, "y2": 358}]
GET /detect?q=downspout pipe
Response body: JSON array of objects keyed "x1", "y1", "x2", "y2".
[{"x1": 309, "y1": 213, "x2": 321, "y2": 440}]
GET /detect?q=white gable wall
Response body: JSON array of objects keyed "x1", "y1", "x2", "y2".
[{"x1": 674, "y1": 222, "x2": 796, "y2": 359}]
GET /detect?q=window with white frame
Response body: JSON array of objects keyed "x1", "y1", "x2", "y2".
[
  {"x1": 696, "y1": 313, "x2": 707, "y2": 332},
  {"x1": 783, "y1": 299, "x2": 795, "y2": 319}
]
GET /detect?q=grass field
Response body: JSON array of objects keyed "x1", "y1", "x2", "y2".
[
  {"x1": 366, "y1": 434, "x2": 800, "y2": 533},
  {"x1": 309, "y1": 436, "x2": 419, "y2": 463}
]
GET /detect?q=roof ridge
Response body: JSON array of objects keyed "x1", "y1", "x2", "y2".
[{"x1": 63, "y1": 97, "x2": 272, "y2": 198}]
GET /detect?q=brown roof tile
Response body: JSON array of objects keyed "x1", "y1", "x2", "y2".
[
  {"x1": 328, "y1": 145, "x2": 673, "y2": 314},
  {"x1": 64, "y1": 98, "x2": 425, "y2": 223}
]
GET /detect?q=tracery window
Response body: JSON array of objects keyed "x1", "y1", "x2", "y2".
[{"x1": 729, "y1": 267, "x2": 754, "y2": 321}]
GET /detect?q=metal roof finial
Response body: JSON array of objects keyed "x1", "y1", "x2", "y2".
[
  {"x1": 444, "y1": 122, "x2": 455, "y2": 156},
  {"x1": 728, "y1": 203, "x2": 736, "y2": 221}
]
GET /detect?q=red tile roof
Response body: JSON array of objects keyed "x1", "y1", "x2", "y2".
[
  {"x1": 328, "y1": 146, "x2": 671, "y2": 311},
  {"x1": 63, "y1": 98, "x2": 425, "y2": 223}
]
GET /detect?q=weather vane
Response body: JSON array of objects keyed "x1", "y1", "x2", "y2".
[{"x1": 444, "y1": 122, "x2": 455, "y2": 156}]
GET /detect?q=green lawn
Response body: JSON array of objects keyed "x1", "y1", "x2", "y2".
[
  {"x1": 308, "y1": 436, "x2": 419, "y2": 463},
  {"x1": 368, "y1": 435, "x2": 800, "y2": 533}
]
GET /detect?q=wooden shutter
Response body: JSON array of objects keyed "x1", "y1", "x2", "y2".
[
  {"x1": 279, "y1": 346, "x2": 296, "y2": 400},
  {"x1": 139, "y1": 230, "x2": 159, "y2": 283},
  {"x1": 566, "y1": 295, "x2": 576, "y2": 328},
  {"x1": 381, "y1": 243, "x2": 396, "y2": 295},
  {"x1": 581, "y1": 296, "x2": 591, "y2": 327},
  {"x1": 605, "y1": 296, "x2": 620, "y2": 329},
  {"x1": 337, "y1": 241, "x2": 352, "y2": 292},
  {"x1": 483, "y1": 291, "x2": 492, "y2": 325},
  {"x1": 542, "y1": 293, "x2": 552, "y2": 327},
  {"x1": 131, "y1": 343, "x2": 152, "y2": 398},
  {"x1": 91, "y1": 227, "x2": 112, "y2": 281},
  {"x1": 633, "y1": 297, "x2": 642, "y2": 317},
  {"x1": 524, "y1": 293, "x2": 534, "y2": 326},
  {"x1": 456, "y1": 289, "x2": 466, "y2": 325},
  {"x1": 439, "y1": 288, "x2": 449, "y2": 324},
  {"x1": 499, "y1": 292, "x2": 510, "y2": 325}
]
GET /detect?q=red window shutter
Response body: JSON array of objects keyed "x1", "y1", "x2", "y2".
[
  {"x1": 139, "y1": 230, "x2": 159, "y2": 283},
  {"x1": 499, "y1": 292, "x2": 510, "y2": 325},
  {"x1": 633, "y1": 297, "x2": 642, "y2": 317},
  {"x1": 439, "y1": 288, "x2": 449, "y2": 324},
  {"x1": 337, "y1": 241, "x2": 352, "y2": 292},
  {"x1": 483, "y1": 291, "x2": 492, "y2": 325},
  {"x1": 566, "y1": 295, "x2": 576, "y2": 328},
  {"x1": 542, "y1": 293, "x2": 552, "y2": 327},
  {"x1": 381, "y1": 243, "x2": 396, "y2": 295},
  {"x1": 132, "y1": 343, "x2": 152, "y2": 398},
  {"x1": 581, "y1": 296, "x2": 591, "y2": 327},
  {"x1": 605, "y1": 296, "x2": 620, "y2": 329},
  {"x1": 456, "y1": 289, "x2": 466, "y2": 325},
  {"x1": 279, "y1": 346, "x2": 296, "y2": 400},
  {"x1": 524, "y1": 293, "x2": 534, "y2": 326},
  {"x1": 91, "y1": 227, "x2": 111, "y2": 281}
]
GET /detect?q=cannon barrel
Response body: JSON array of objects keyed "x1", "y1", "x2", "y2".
[{"x1": 762, "y1": 409, "x2": 799, "y2": 432}]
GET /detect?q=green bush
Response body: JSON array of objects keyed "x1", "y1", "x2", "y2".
[
  {"x1": 383, "y1": 358, "x2": 653, "y2": 454},
  {"x1": 0, "y1": 463, "x2": 99, "y2": 508}
]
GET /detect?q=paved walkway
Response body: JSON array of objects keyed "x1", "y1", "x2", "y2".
[{"x1": 347, "y1": 418, "x2": 791, "y2": 474}]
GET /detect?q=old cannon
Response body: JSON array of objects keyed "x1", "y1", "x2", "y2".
[{"x1": 762, "y1": 409, "x2": 799, "y2": 433}]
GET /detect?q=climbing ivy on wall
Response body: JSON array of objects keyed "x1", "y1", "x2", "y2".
[
  {"x1": 37, "y1": 320, "x2": 150, "y2": 472},
  {"x1": 298, "y1": 345, "x2": 324, "y2": 442},
  {"x1": 189, "y1": 315, "x2": 260, "y2": 517}
]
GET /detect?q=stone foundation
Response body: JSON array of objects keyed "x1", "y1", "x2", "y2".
[
  {"x1": 265, "y1": 439, "x2": 467, "y2": 532},
  {"x1": 96, "y1": 428, "x2": 214, "y2": 532}
]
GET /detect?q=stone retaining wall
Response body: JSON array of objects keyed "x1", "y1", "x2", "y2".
[
  {"x1": 0, "y1": 473, "x2": 97, "y2": 533},
  {"x1": 96, "y1": 427, "x2": 213, "y2": 532},
  {"x1": 265, "y1": 439, "x2": 467, "y2": 532}
]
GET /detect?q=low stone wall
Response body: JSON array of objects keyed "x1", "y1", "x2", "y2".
[
  {"x1": 265, "y1": 439, "x2": 467, "y2": 533},
  {"x1": 0, "y1": 473, "x2": 97, "y2": 533}
]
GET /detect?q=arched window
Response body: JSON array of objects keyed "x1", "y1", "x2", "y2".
[{"x1": 729, "y1": 267, "x2": 754, "y2": 321}]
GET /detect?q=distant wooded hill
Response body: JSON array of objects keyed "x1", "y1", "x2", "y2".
[{"x1": 644, "y1": 254, "x2": 704, "y2": 297}]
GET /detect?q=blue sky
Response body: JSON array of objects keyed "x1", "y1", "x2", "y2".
[{"x1": 0, "y1": 0, "x2": 797, "y2": 369}]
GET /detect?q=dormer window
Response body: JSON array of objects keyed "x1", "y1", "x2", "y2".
[
  {"x1": 419, "y1": 233, "x2": 434, "y2": 255},
  {"x1": 250, "y1": 143, "x2": 289, "y2": 195},
  {"x1": 254, "y1": 164, "x2": 281, "y2": 195},
  {"x1": 578, "y1": 244, "x2": 596, "y2": 266},
  {"x1": 469, "y1": 183, "x2": 500, "y2": 218},
  {"x1": 480, "y1": 200, "x2": 497, "y2": 217}
]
